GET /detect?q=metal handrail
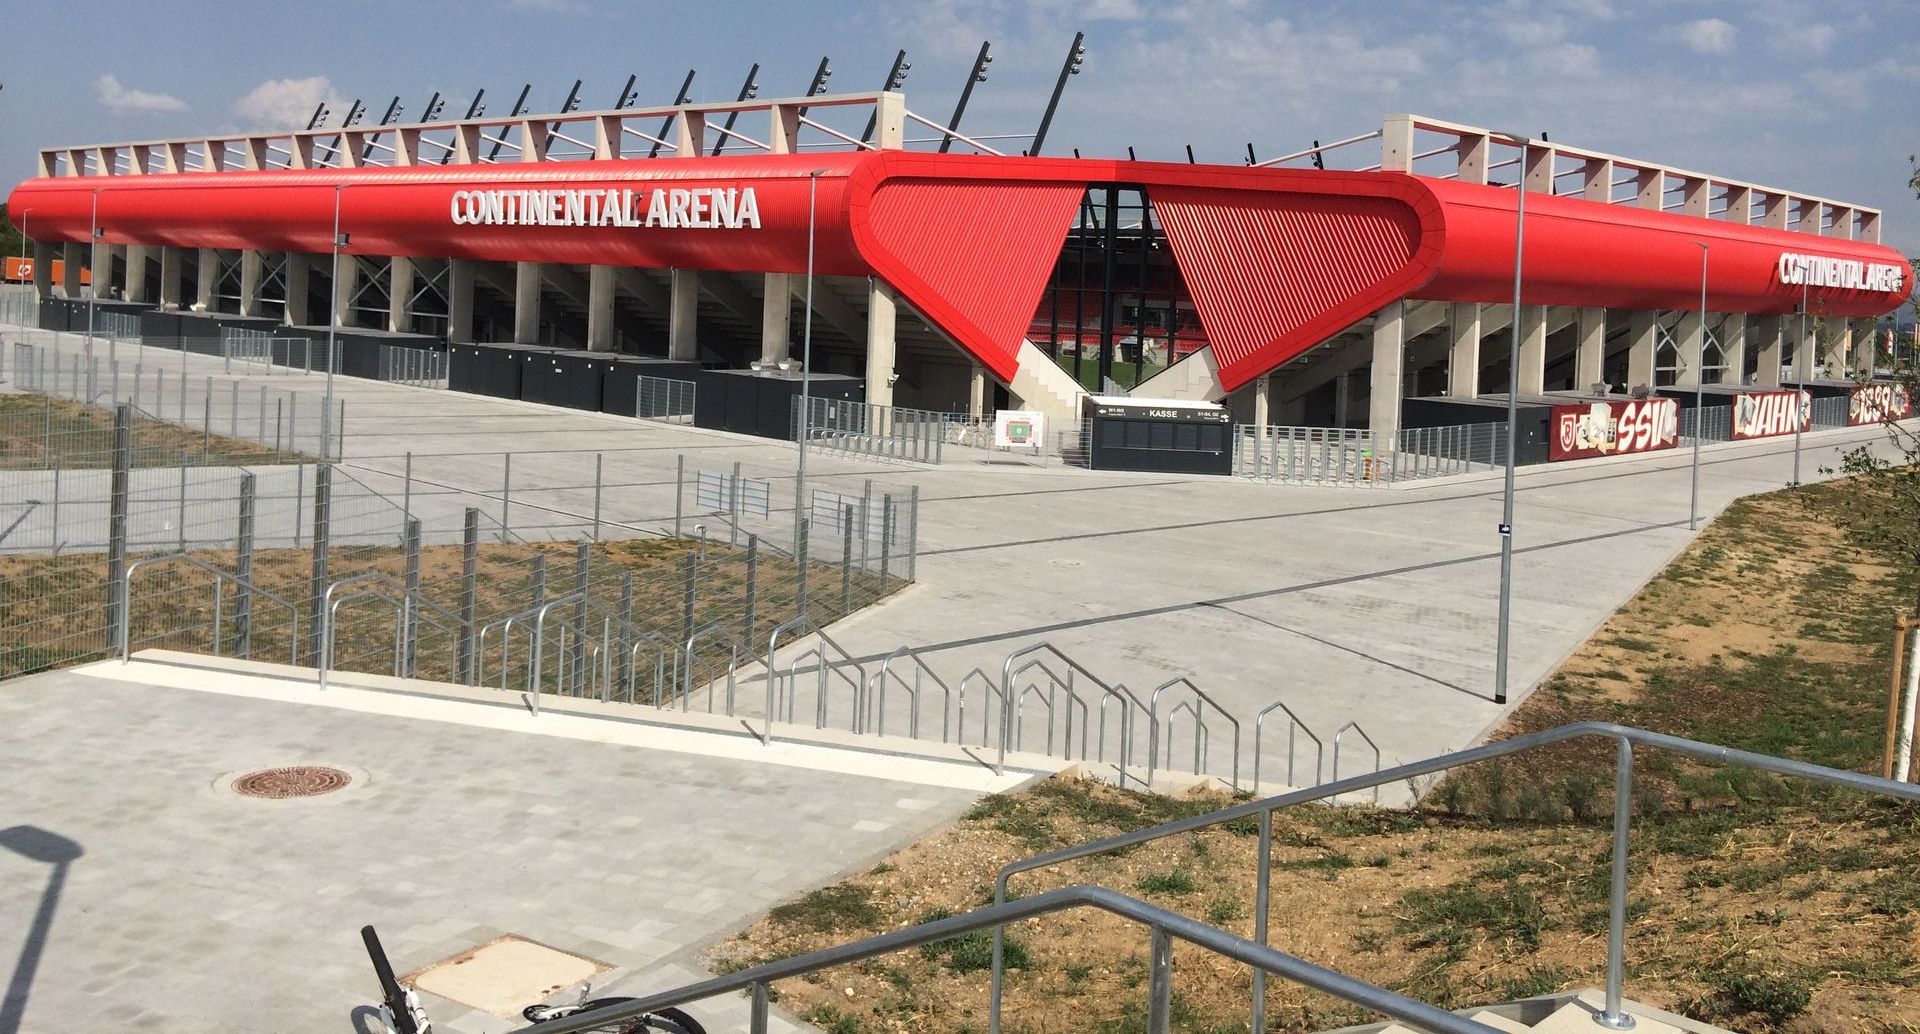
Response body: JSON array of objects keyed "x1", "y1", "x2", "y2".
[
  {"x1": 1253, "y1": 699, "x2": 1323, "y2": 791},
  {"x1": 759, "y1": 615, "x2": 816, "y2": 745},
  {"x1": 504, "y1": 884, "x2": 1500, "y2": 1034},
  {"x1": 319, "y1": 572, "x2": 462, "y2": 691},
  {"x1": 1147, "y1": 676, "x2": 1242, "y2": 792},
  {"x1": 1333, "y1": 720, "x2": 1383, "y2": 804},
  {"x1": 989, "y1": 722, "x2": 1920, "y2": 1034},
  {"x1": 121, "y1": 553, "x2": 302, "y2": 666},
  {"x1": 1001, "y1": 642, "x2": 1145, "y2": 789}
]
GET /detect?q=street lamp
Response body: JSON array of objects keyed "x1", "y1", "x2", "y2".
[
  {"x1": 0, "y1": 825, "x2": 84, "y2": 1034},
  {"x1": 1791, "y1": 279, "x2": 1807, "y2": 487},
  {"x1": 87, "y1": 188, "x2": 103, "y2": 369},
  {"x1": 1492, "y1": 132, "x2": 1530, "y2": 707},
  {"x1": 326, "y1": 184, "x2": 348, "y2": 462},
  {"x1": 793, "y1": 168, "x2": 828, "y2": 544},
  {"x1": 1690, "y1": 242, "x2": 1707, "y2": 531}
]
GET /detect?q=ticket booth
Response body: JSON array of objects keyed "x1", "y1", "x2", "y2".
[{"x1": 1083, "y1": 395, "x2": 1232, "y2": 475}]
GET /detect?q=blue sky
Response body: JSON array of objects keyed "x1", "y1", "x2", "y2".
[{"x1": 2, "y1": 0, "x2": 1914, "y2": 255}]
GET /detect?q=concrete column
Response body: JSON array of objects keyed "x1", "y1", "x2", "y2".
[
  {"x1": 1852, "y1": 319, "x2": 1877, "y2": 376},
  {"x1": 1752, "y1": 316, "x2": 1783, "y2": 387},
  {"x1": 284, "y1": 254, "x2": 310, "y2": 326},
  {"x1": 332, "y1": 253, "x2": 358, "y2": 328},
  {"x1": 969, "y1": 364, "x2": 987, "y2": 419},
  {"x1": 158, "y1": 246, "x2": 182, "y2": 309},
  {"x1": 1672, "y1": 310, "x2": 1705, "y2": 387},
  {"x1": 123, "y1": 244, "x2": 152, "y2": 303},
  {"x1": 1792, "y1": 317, "x2": 1817, "y2": 383},
  {"x1": 513, "y1": 262, "x2": 541, "y2": 344},
  {"x1": 1368, "y1": 301, "x2": 1404, "y2": 445},
  {"x1": 90, "y1": 239, "x2": 116, "y2": 299},
  {"x1": 1827, "y1": 321, "x2": 1852, "y2": 378},
  {"x1": 668, "y1": 269, "x2": 698, "y2": 360},
  {"x1": 1626, "y1": 310, "x2": 1657, "y2": 390},
  {"x1": 31, "y1": 240, "x2": 53, "y2": 299},
  {"x1": 1516, "y1": 305, "x2": 1547, "y2": 395},
  {"x1": 1447, "y1": 303, "x2": 1481, "y2": 398},
  {"x1": 447, "y1": 259, "x2": 475, "y2": 343},
  {"x1": 1251, "y1": 373, "x2": 1271, "y2": 428},
  {"x1": 389, "y1": 256, "x2": 417, "y2": 334},
  {"x1": 760, "y1": 271, "x2": 791, "y2": 364},
  {"x1": 866, "y1": 280, "x2": 898, "y2": 408},
  {"x1": 584, "y1": 264, "x2": 616, "y2": 351},
  {"x1": 1333, "y1": 371, "x2": 1352, "y2": 428},
  {"x1": 1574, "y1": 308, "x2": 1606, "y2": 391},
  {"x1": 239, "y1": 250, "x2": 264, "y2": 316},
  {"x1": 195, "y1": 249, "x2": 218, "y2": 310},
  {"x1": 1720, "y1": 314, "x2": 1747, "y2": 385},
  {"x1": 60, "y1": 242, "x2": 83, "y2": 298}
]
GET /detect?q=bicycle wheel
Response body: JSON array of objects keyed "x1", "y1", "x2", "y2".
[
  {"x1": 641, "y1": 1007, "x2": 706, "y2": 1034},
  {"x1": 528, "y1": 998, "x2": 645, "y2": 1034}
]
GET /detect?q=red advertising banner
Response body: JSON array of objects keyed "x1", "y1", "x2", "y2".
[
  {"x1": 1849, "y1": 383, "x2": 1913, "y2": 426},
  {"x1": 1731, "y1": 389, "x2": 1811, "y2": 440},
  {"x1": 1550, "y1": 398, "x2": 1680, "y2": 461}
]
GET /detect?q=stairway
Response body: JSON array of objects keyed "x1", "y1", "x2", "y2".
[
  {"x1": 1009, "y1": 338, "x2": 1089, "y2": 429},
  {"x1": 1364, "y1": 988, "x2": 1705, "y2": 1034}
]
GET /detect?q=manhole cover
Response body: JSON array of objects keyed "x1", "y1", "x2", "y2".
[{"x1": 231, "y1": 766, "x2": 352, "y2": 799}]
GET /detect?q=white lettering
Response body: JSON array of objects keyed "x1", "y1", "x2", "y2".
[
  {"x1": 445, "y1": 185, "x2": 766, "y2": 233},
  {"x1": 1778, "y1": 251, "x2": 1904, "y2": 294}
]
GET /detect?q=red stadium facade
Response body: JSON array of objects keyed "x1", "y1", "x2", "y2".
[{"x1": 6, "y1": 97, "x2": 1908, "y2": 445}]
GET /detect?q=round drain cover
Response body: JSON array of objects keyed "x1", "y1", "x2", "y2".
[{"x1": 231, "y1": 766, "x2": 352, "y2": 799}]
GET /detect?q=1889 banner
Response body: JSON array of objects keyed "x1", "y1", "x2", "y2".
[
  {"x1": 1732, "y1": 389, "x2": 1811, "y2": 440},
  {"x1": 1550, "y1": 398, "x2": 1680, "y2": 461},
  {"x1": 1849, "y1": 383, "x2": 1913, "y2": 426}
]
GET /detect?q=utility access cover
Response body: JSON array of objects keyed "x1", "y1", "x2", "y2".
[{"x1": 407, "y1": 936, "x2": 611, "y2": 1017}]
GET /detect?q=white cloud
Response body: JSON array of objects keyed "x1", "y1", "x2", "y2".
[
  {"x1": 1675, "y1": 17, "x2": 1736, "y2": 55},
  {"x1": 232, "y1": 76, "x2": 337, "y2": 130},
  {"x1": 94, "y1": 74, "x2": 187, "y2": 115}
]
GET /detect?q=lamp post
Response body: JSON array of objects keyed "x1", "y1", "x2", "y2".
[
  {"x1": 87, "y1": 188, "x2": 103, "y2": 369},
  {"x1": 1791, "y1": 280, "x2": 1807, "y2": 487},
  {"x1": 326, "y1": 184, "x2": 347, "y2": 462},
  {"x1": 1492, "y1": 132, "x2": 1529, "y2": 707},
  {"x1": 793, "y1": 168, "x2": 827, "y2": 544},
  {"x1": 1690, "y1": 242, "x2": 1707, "y2": 531}
]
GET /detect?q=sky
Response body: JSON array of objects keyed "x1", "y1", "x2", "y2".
[{"x1": 1, "y1": 0, "x2": 1914, "y2": 256}]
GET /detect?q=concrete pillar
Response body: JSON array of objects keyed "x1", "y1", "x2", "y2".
[
  {"x1": 1368, "y1": 301, "x2": 1404, "y2": 445},
  {"x1": 1792, "y1": 316, "x2": 1817, "y2": 383},
  {"x1": 60, "y1": 242, "x2": 83, "y2": 298},
  {"x1": 866, "y1": 280, "x2": 898, "y2": 408},
  {"x1": 969, "y1": 364, "x2": 987, "y2": 419},
  {"x1": 447, "y1": 259, "x2": 475, "y2": 343},
  {"x1": 1574, "y1": 308, "x2": 1606, "y2": 391},
  {"x1": 1852, "y1": 319, "x2": 1877, "y2": 376},
  {"x1": 332, "y1": 253, "x2": 358, "y2": 328},
  {"x1": 513, "y1": 262, "x2": 541, "y2": 344},
  {"x1": 1251, "y1": 373, "x2": 1271, "y2": 428},
  {"x1": 1516, "y1": 305, "x2": 1547, "y2": 395},
  {"x1": 668, "y1": 269, "x2": 698, "y2": 360},
  {"x1": 1447, "y1": 303, "x2": 1481, "y2": 398},
  {"x1": 584, "y1": 264, "x2": 616, "y2": 351},
  {"x1": 1626, "y1": 310, "x2": 1656, "y2": 390},
  {"x1": 1672, "y1": 310, "x2": 1704, "y2": 387},
  {"x1": 239, "y1": 250, "x2": 264, "y2": 316},
  {"x1": 123, "y1": 244, "x2": 152, "y2": 303},
  {"x1": 1333, "y1": 371, "x2": 1352, "y2": 428},
  {"x1": 31, "y1": 240, "x2": 53, "y2": 299},
  {"x1": 195, "y1": 249, "x2": 218, "y2": 310},
  {"x1": 284, "y1": 253, "x2": 310, "y2": 326},
  {"x1": 760, "y1": 271, "x2": 791, "y2": 365},
  {"x1": 90, "y1": 239, "x2": 116, "y2": 299},
  {"x1": 389, "y1": 256, "x2": 416, "y2": 334},
  {"x1": 1752, "y1": 316, "x2": 1783, "y2": 387},
  {"x1": 158, "y1": 247, "x2": 182, "y2": 309},
  {"x1": 1827, "y1": 322, "x2": 1852, "y2": 378},
  {"x1": 1720, "y1": 314, "x2": 1747, "y2": 385}
]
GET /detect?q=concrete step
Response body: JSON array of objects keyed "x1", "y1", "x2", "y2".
[
  {"x1": 1468, "y1": 1010, "x2": 1533, "y2": 1033},
  {"x1": 80, "y1": 650, "x2": 1069, "y2": 794}
]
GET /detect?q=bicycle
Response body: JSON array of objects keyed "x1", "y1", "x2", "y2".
[{"x1": 363, "y1": 925, "x2": 707, "y2": 1034}]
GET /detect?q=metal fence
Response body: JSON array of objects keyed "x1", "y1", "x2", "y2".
[
  {"x1": 1811, "y1": 393, "x2": 1849, "y2": 429},
  {"x1": 635, "y1": 374, "x2": 696, "y2": 424},
  {"x1": 218, "y1": 327, "x2": 333, "y2": 376},
  {"x1": 796, "y1": 396, "x2": 949, "y2": 464},
  {"x1": 379, "y1": 345, "x2": 449, "y2": 388},
  {"x1": 1677, "y1": 405, "x2": 1734, "y2": 445}
]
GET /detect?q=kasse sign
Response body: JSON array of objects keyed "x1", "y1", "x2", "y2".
[{"x1": 449, "y1": 186, "x2": 762, "y2": 230}]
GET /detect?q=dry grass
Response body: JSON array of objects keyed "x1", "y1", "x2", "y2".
[
  {"x1": 0, "y1": 392, "x2": 305, "y2": 468},
  {"x1": 714, "y1": 478, "x2": 1920, "y2": 1034}
]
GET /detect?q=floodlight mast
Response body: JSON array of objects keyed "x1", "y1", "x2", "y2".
[
  {"x1": 1028, "y1": 31, "x2": 1085, "y2": 157},
  {"x1": 860, "y1": 50, "x2": 910, "y2": 144},
  {"x1": 711, "y1": 65, "x2": 760, "y2": 157},
  {"x1": 939, "y1": 41, "x2": 993, "y2": 154},
  {"x1": 650, "y1": 70, "x2": 697, "y2": 159}
]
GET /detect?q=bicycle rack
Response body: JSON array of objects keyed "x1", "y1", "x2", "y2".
[
  {"x1": 866, "y1": 646, "x2": 955, "y2": 740},
  {"x1": 1253, "y1": 700, "x2": 1323, "y2": 792},
  {"x1": 1006, "y1": 656, "x2": 1085, "y2": 759},
  {"x1": 1160, "y1": 700, "x2": 1209, "y2": 779},
  {"x1": 1002, "y1": 642, "x2": 1145, "y2": 789},
  {"x1": 319, "y1": 572, "x2": 461, "y2": 692},
  {"x1": 121, "y1": 553, "x2": 302, "y2": 666},
  {"x1": 955, "y1": 667, "x2": 1010, "y2": 764},
  {"x1": 678, "y1": 623, "x2": 741, "y2": 714},
  {"x1": 1146, "y1": 676, "x2": 1243, "y2": 792},
  {"x1": 1331, "y1": 721, "x2": 1383, "y2": 804}
]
